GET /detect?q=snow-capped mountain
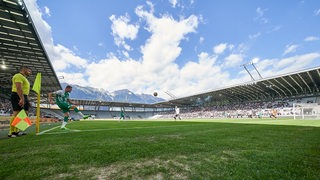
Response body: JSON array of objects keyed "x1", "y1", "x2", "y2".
[{"x1": 61, "y1": 83, "x2": 164, "y2": 104}]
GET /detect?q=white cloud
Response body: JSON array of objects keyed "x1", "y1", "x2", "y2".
[
  {"x1": 277, "y1": 53, "x2": 320, "y2": 70},
  {"x1": 122, "y1": 51, "x2": 130, "y2": 58},
  {"x1": 266, "y1": 25, "x2": 281, "y2": 34},
  {"x1": 98, "y1": 42, "x2": 104, "y2": 47},
  {"x1": 24, "y1": 0, "x2": 52, "y2": 46},
  {"x1": 213, "y1": 43, "x2": 227, "y2": 54},
  {"x1": 51, "y1": 44, "x2": 88, "y2": 70},
  {"x1": 179, "y1": 52, "x2": 229, "y2": 94},
  {"x1": 256, "y1": 7, "x2": 264, "y2": 17},
  {"x1": 136, "y1": 3, "x2": 199, "y2": 72},
  {"x1": 254, "y1": 7, "x2": 269, "y2": 24},
  {"x1": 58, "y1": 72, "x2": 88, "y2": 86},
  {"x1": 199, "y1": 36, "x2": 204, "y2": 44},
  {"x1": 72, "y1": 45, "x2": 78, "y2": 52},
  {"x1": 251, "y1": 57, "x2": 260, "y2": 64},
  {"x1": 261, "y1": 53, "x2": 320, "y2": 77},
  {"x1": 283, "y1": 44, "x2": 299, "y2": 56},
  {"x1": 86, "y1": 56, "x2": 142, "y2": 91},
  {"x1": 85, "y1": 2, "x2": 201, "y2": 96},
  {"x1": 169, "y1": 0, "x2": 178, "y2": 8},
  {"x1": 249, "y1": 32, "x2": 261, "y2": 39},
  {"x1": 228, "y1": 44, "x2": 235, "y2": 51},
  {"x1": 109, "y1": 14, "x2": 139, "y2": 51},
  {"x1": 44, "y1": 6, "x2": 51, "y2": 16},
  {"x1": 304, "y1": 36, "x2": 319, "y2": 42},
  {"x1": 224, "y1": 54, "x2": 244, "y2": 68}
]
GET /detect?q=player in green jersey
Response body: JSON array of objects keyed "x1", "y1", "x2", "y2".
[
  {"x1": 48, "y1": 85, "x2": 89, "y2": 129},
  {"x1": 119, "y1": 108, "x2": 125, "y2": 121}
]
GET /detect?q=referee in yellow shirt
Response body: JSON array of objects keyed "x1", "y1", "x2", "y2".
[{"x1": 8, "y1": 66, "x2": 32, "y2": 138}]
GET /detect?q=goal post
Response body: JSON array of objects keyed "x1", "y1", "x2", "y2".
[{"x1": 293, "y1": 103, "x2": 320, "y2": 120}]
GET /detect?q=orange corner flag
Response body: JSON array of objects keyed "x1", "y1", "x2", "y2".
[
  {"x1": 32, "y1": 73, "x2": 41, "y2": 94},
  {"x1": 12, "y1": 109, "x2": 32, "y2": 131}
]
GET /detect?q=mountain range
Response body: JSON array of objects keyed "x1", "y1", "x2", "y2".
[{"x1": 61, "y1": 83, "x2": 165, "y2": 104}]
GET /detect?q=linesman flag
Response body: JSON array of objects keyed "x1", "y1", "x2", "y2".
[
  {"x1": 12, "y1": 109, "x2": 32, "y2": 131},
  {"x1": 32, "y1": 72, "x2": 41, "y2": 133},
  {"x1": 32, "y1": 73, "x2": 41, "y2": 94}
]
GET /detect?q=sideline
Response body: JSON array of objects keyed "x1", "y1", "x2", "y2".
[
  {"x1": 36, "y1": 118, "x2": 320, "y2": 135},
  {"x1": 37, "y1": 124, "x2": 206, "y2": 135},
  {"x1": 36, "y1": 125, "x2": 60, "y2": 135},
  {"x1": 37, "y1": 121, "x2": 77, "y2": 135}
]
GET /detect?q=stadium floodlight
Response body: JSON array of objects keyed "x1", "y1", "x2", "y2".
[
  {"x1": 241, "y1": 63, "x2": 255, "y2": 81},
  {"x1": 251, "y1": 62, "x2": 263, "y2": 79},
  {"x1": 241, "y1": 61, "x2": 263, "y2": 81},
  {"x1": 17, "y1": 0, "x2": 23, "y2": 6},
  {"x1": 1, "y1": 61, "x2": 7, "y2": 69}
]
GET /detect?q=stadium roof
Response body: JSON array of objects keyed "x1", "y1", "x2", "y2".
[
  {"x1": 158, "y1": 66, "x2": 320, "y2": 107},
  {"x1": 71, "y1": 66, "x2": 320, "y2": 110},
  {"x1": 0, "y1": 0, "x2": 61, "y2": 98}
]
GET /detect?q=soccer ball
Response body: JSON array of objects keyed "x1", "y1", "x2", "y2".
[{"x1": 153, "y1": 92, "x2": 158, "y2": 96}]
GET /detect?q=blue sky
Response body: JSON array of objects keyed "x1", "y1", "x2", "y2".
[{"x1": 24, "y1": 0, "x2": 320, "y2": 99}]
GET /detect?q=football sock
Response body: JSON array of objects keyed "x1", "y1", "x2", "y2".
[
  {"x1": 61, "y1": 116, "x2": 69, "y2": 128},
  {"x1": 78, "y1": 112, "x2": 85, "y2": 117},
  {"x1": 64, "y1": 116, "x2": 69, "y2": 122},
  {"x1": 74, "y1": 107, "x2": 86, "y2": 117},
  {"x1": 61, "y1": 121, "x2": 67, "y2": 128},
  {"x1": 74, "y1": 107, "x2": 80, "y2": 113},
  {"x1": 8, "y1": 115, "x2": 15, "y2": 135}
]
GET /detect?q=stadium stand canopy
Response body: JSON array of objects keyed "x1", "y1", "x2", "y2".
[
  {"x1": 70, "y1": 66, "x2": 320, "y2": 110},
  {"x1": 0, "y1": 0, "x2": 61, "y2": 99},
  {"x1": 158, "y1": 66, "x2": 320, "y2": 107}
]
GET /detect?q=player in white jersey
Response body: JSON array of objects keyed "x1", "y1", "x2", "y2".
[{"x1": 174, "y1": 106, "x2": 181, "y2": 120}]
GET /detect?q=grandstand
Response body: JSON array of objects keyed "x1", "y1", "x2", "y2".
[
  {"x1": 0, "y1": 0, "x2": 61, "y2": 99},
  {"x1": 155, "y1": 66, "x2": 320, "y2": 119},
  {"x1": 161, "y1": 66, "x2": 320, "y2": 106},
  {"x1": 1, "y1": 0, "x2": 320, "y2": 122}
]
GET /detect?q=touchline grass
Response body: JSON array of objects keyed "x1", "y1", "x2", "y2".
[{"x1": 0, "y1": 118, "x2": 319, "y2": 179}]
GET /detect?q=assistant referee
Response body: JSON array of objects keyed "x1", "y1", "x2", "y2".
[{"x1": 8, "y1": 66, "x2": 32, "y2": 138}]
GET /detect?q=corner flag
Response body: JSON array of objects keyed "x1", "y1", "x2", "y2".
[
  {"x1": 32, "y1": 73, "x2": 41, "y2": 94},
  {"x1": 12, "y1": 109, "x2": 32, "y2": 131},
  {"x1": 32, "y1": 72, "x2": 41, "y2": 133}
]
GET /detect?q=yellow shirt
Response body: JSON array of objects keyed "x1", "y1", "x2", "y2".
[{"x1": 12, "y1": 73, "x2": 30, "y2": 95}]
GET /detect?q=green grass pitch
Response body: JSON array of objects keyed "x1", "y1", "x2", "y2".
[{"x1": 1, "y1": 118, "x2": 319, "y2": 179}]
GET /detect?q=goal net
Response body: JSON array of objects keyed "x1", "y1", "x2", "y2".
[{"x1": 293, "y1": 103, "x2": 320, "y2": 119}]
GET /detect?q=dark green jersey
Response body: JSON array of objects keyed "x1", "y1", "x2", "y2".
[{"x1": 54, "y1": 90, "x2": 70, "y2": 104}]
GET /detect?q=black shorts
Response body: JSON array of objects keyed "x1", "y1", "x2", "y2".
[{"x1": 11, "y1": 92, "x2": 30, "y2": 111}]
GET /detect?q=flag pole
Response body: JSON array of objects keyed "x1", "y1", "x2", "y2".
[
  {"x1": 36, "y1": 92, "x2": 40, "y2": 133},
  {"x1": 32, "y1": 72, "x2": 41, "y2": 134}
]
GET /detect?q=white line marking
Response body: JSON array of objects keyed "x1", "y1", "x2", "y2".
[
  {"x1": 36, "y1": 125, "x2": 60, "y2": 135},
  {"x1": 37, "y1": 122, "x2": 77, "y2": 135},
  {"x1": 40, "y1": 124, "x2": 204, "y2": 135}
]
